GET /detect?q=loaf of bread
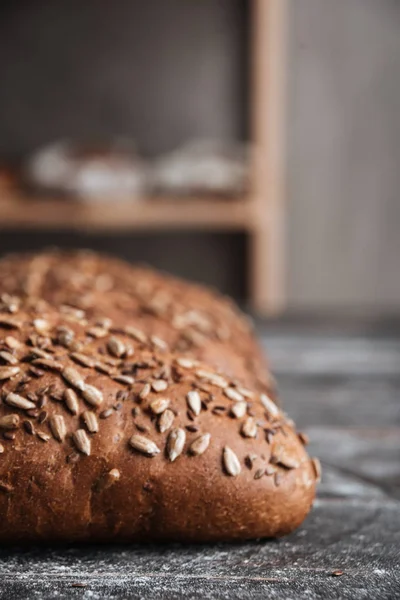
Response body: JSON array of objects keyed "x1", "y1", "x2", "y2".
[
  {"x1": 0, "y1": 250, "x2": 272, "y2": 394},
  {"x1": 0, "y1": 299, "x2": 317, "y2": 542}
]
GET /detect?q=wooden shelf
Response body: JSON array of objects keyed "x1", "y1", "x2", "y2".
[
  {"x1": 0, "y1": 0, "x2": 286, "y2": 315},
  {"x1": 0, "y1": 194, "x2": 252, "y2": 232}
]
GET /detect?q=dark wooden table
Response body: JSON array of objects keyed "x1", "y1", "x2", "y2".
[{"x1": 1, "y1": 323, "x2": 399, "y2": 599}]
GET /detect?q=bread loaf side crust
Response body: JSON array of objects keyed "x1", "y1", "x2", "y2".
[
  {"x1": 0, "y1": 300, "x2": 316, "y2": 542},
  {"x1": 0, "y1": 250, "x2": 271, "y2": 394}
]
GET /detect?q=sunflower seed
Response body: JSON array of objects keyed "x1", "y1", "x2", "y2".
[
  {"x1": 107, "y1": 337, "x2": 126, "y2": 358},
  {"x1": 31, "y1": 334, "x2": 52, "y2": 349},
  {"x1": 312, "y1": 457, "x2": 322, "y2": 482},
  {"x1": 129, "y1": 434, "x2": 160, "y2": 457},
  {"x1": 151, "y1": 380, "x2": 168, "y2": 393},
  {"x1": 70, "y1": 353, "x2": 96, "y2": 368},
  {"x1": 139, "y1": 383, "x2": 151, "y2": 400},
  {"x1": 4, "y1": 336, "x2": 21, "y2": 350},
  {"x1": 254, "y1": 468, "x2": 265, "y2": 480},
  {"x1": 56, "y1": 326, "x2": 75, "y2": 348},
  {"x1": 0, "y1": 414, "x2": 20, "y2": 430},
  {"x1": 29, "y1": 348, "x2": 52, "y2": 360},
  {"x1": 0, "y1": 351, "x2": 18, "y2": 365},
  {"x1": 82, "y1": 384, "x2": 103, "y2": 407},
  {"x1": 224, "y1": 387, "x2": 244, "y2": 402},
  {"x1": 158, "y1": 409, "x2": 174, "y2": 433},
  {"x1": 125, "y1": 326, "x2": 147, "y2": 343},
  {"x1": 135, "y1": 423, "x2": 149, "y2": 433},
  {"x1": 116, "y1": 390, "x2": 129, "y2": 402},
  {"x1": 96, "y1": 317, "x2": 113, "y2": 330},
  {"x1": 1, "y1": 293, "x2": 20, "y2": 313},
  {"x1": 277, "y1": 453, "x2": 300, "y2": 470},
  {"x1": 269, "y1": 450, "x2": 281, "y2": 465},
  {"x1": 27, "y1": 392, "x2": 39, "y2": 406},
  {"x1": 38, "y1": 410, "x2": 47, "y2": 424},
  {"x1": 241, "y1": 417, "x2": 257, "y2": 438},
  {"x1": 186, "y1": 424, "x2": 199, "y2": 433},
  {"x1": 195, "y1": 369, "x2": 228, "y2": 389},
  {"x1": 189, "y1": 433, "x2": 210, "y2": 456},
  {"x1": 95, "y1": 362, "x2": 115, "y2": 375},
  {"x1": 37, "y1": 431, "x2": 50, "y2": 442},
  {"x1": 265, "y1": 465, "x2": 277, "y2": 476},
  {"x1": 22, "y1": 420, "x2": 35, "y2": 435},
  {"x1": 298, "y1": 431, "x2": 310, "y2": 446},
  {"x1": 5, "y1": 392, "x2": 36, "y2": 411},
  {"x1": 95, "y1": 468, "x2": 120, "y2": 491},
  {"x1": 0, "y1": 443, "x2": 4, "y2": 453},
  {"x1": 175, "y1": 357, "x2": 197, "y2": 369},
  {"x1": 0, "y1": 317, "x2": 21, "y2": 329},
  {"x1": 100, "y1": 408, "x2": 113, "y2": 419},
  {"x1": 73, "y1": 429, "x2": 91, "y2": 455},
  {"x1": 167, "y1": 428, "x2": 186, "y2": 462},
  {"x1": 244, "y1": 453, "x2": 258, "y2": 469},
  {"x1": 33, "y1": 319, "x2": 50, "y2": 334},
  {"x1": 187, "y1": 390, "x2": 201, "y2": 416},
  {"x1": 124, "y1": 344, "x2": 134, "y2": 358},
  {"x1": 26, "y1": 407, "x2": 39, "y2": 418},
  {"x1": 223, "y1": 446, "x2": 241, "y2": 476},
  {"x1": 260, "y1": 394, "x2": 279, "y2": 417},
  {"x1": 230, "y1": 401, "x2": 247, "y2": 419},
  {"x1": 113, "y1": 375, "x2": 134, "y2": 385},
  {"x1": 82, "y1": 411, "x2": 99, "y2": 433},
  {"x1": 49, "y1": 415, "x2": 66, "y2": 442},
  {"x1": 181, "y1": 328, "x2": 205, "y2": 347},
  {"x1": 0, "y1": 366, "x2": 20, "y2": 380},
  {"x1": 87, "y1": 326, "x2": 108, "y2": 339},
  {"x1": 149, "y1": 397, "x2": 170, "y2": 415},
  {"x1": 28, "y1": 366, "x2": 43, "y2": 378},
  {"x1": 62, "y1": 366, "x2": 85, "y2": 390},
  {"x1": 32, "y1": 358, "x2": 63, "y2": 371},
  {"x1": 263, "y1": 427, "x2": 275, "y2": 444},
  {"x1": 108, "y1": 467, "x2": 120, "y2": 480},
  {"x1": 60, "y1": 305, "x2": 86, "y2": 321},
  {"x1": 237, "y1": 387, "x2": 254, "y2": 399},
  {"x1": 150, "y1": 335, "x2": 168, "y2": 351},
  {"x1": 64, "y1": 389, "x2": 79, "y2": 414}
]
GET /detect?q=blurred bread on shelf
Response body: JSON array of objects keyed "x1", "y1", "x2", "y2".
[
  {"x1": 23, "y1": 138, "x2": 249, "y2": 202},
  {"x1": 149, "y1": 140, "x2": 250, "y2": 197},
  {"x1": 24, "y1": 139, "x2": 147, "y2": 201}
]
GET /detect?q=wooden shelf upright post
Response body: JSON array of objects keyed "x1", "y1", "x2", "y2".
[{"x1": 249, "y1": 0, "x2": 287, "y2": 315}]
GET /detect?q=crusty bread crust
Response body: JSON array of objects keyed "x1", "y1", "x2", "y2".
[
  {"x1": 0, "y1": 300, "x2": 316, "y2": 542},
  {"x1": 0, "y1": 250, "x2": 272, "y2": 394}
]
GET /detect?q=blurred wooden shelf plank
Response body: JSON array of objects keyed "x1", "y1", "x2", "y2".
[{"x1": 0, "y1": 195, "x2": 251, "y2": 232}]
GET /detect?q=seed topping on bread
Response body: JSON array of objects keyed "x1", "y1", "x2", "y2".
[{"x1": 0, "y1": 298, "x2": 319, "y2": 491}]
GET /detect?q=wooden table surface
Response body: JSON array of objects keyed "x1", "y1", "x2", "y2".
[{"x1": 0, "y1": 324, "x2": 399, "y2": 599}]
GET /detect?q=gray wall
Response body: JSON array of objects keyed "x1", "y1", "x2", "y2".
[
  {"x1": 0, "y1": 0, "x2": 248, "y2": 299},
  {"x1": 0, "y1": 0, "x2": 247, "y2": 159},
  {"x1": 287, "y1": 0, "x2": 400, "y2": 312}
]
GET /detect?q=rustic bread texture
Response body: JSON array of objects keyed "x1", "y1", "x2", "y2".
[
  {"x1": 0, "y1": 250, "x2": 271, "y2": 394},
  {"x1": 0, "y1": 300, "x2": 317, "y2": 542}
]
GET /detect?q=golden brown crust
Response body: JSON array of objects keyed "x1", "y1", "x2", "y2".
[
  {"x1": 0, "y1": 301, "x2": 316, "y2": 542},
  {"x1": 0, "y1": 250, "x2": 271, "y2": 394}
]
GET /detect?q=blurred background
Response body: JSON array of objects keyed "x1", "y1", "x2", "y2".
[{"x1": 0, "y1": 0, "x2": 399, "y2": 317}]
